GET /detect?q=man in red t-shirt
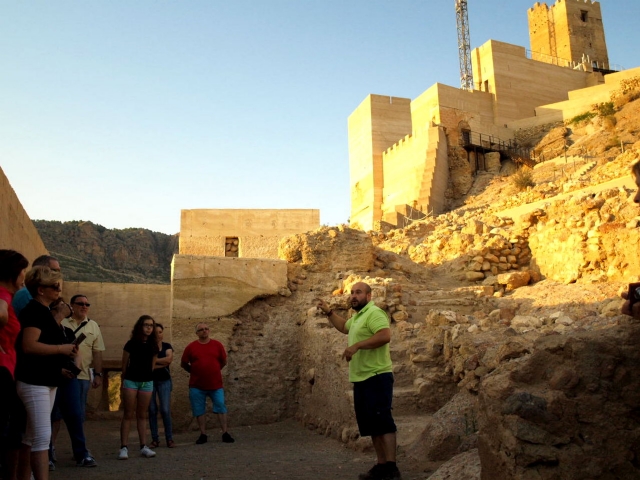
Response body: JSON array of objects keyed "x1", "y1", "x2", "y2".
[{"x1": 180, "y1": 322, "x2": 235, "y2": 444}]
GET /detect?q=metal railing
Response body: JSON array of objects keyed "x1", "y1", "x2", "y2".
[{"x1": 460, "y1": 130, "x2": 535, "y2": 167}]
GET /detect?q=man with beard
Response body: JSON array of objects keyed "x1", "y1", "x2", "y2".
[{"x1": 315, "y1": 282, "x2": 400, "y2": 480}]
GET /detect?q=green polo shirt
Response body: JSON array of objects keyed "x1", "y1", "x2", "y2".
[{"x1": 345, "y1": 301, "x2": 392, "y2": 383}]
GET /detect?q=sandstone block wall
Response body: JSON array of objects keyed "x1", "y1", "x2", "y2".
[
  {"x1": 528, "y1": 0, "x2": 608, "y2": 68},
  {"x1": 349, "y1": 95, "x2": 412, "y2": 231},
  {"x1": 179, "y1": 209, "x2": 319, "y2": 259},
  {"x1": 509, "y1": 68, "x2": 640, "y2": 129},
  {"x1": 0, "y1": 167, "x2": 48, "y2": 263},
  {"x1": 170, "y1": 254, "x2": 289, "y2": 427},
  {"x1": 472, "y1": 40, "x2": 596, "y2": 126}
]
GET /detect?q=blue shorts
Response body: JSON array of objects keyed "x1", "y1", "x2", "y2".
[
  {"x1": 122, "y1": 379, "x2": 153, "y2": 393},
  {"x1": 189, "y1": 387, "x2": 227, "y2": 417},
  {"x1": 353, "y1": 372, "x2": 397, "y2": 437}
]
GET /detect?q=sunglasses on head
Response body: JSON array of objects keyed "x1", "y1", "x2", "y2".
[{"x1": 73, "y1": 302, "x2": 90, "y2": 307}]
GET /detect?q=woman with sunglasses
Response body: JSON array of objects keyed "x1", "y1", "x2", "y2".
[
  {"x1": 118, "y1": 315, "x2": 159, "y2": 460},
  {"x1": 14, "y1": 266, "x2": 77, "y2": 480},
  {"x1": 0, "y1": 250, "x2": 29, "y2": 480}
]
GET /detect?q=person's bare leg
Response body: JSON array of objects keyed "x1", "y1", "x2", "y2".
[
  {"x1": 120, "y1": 389, "x2": 137, "y2": 447},
  {"x1": 371, "y1": 435, "x2": 387, "y2": 464},
  {"x1": 196, "y1": 415, "x2": 206, "y2": 435},
  {"x1": 17, "y1": 445, "x2": 31, "y2": 480},
  {"x1": 216, "y1": 413, "x2": 228, "y2": 433},
  {"x1": 30, "y1": 450, "x2": 48, "y2": 480},
  {"x1": 135, "y1": 392, "x2": 152, "y2": 447},
  {"x1": 50, "y1": 420, "x2": 60, "y2": 449},
  {"x1": 381, "y1": 432, "x2": 397, "y2": 462}
]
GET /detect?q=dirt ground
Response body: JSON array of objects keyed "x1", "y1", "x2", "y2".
[{"x1": 52, "y1": 418, "x2": 426, "y2": 480}]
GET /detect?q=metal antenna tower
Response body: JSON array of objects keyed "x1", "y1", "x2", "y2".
[{"x1": 455, "y1": 0, "x2": 474, "y2": 91}]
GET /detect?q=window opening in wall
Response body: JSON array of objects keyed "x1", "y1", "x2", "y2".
[
  {"x1": 581, "y1": 10, "x2": 588, "y2": 22},
  {"x1": 483, "y1": 80, "x2": 489, "y2": 92},
  {"x1": 225, "y1": 237, "x2": 239, "y2": 257}
]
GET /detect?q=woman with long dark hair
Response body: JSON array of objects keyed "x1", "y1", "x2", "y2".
[
  {"x1": 118, "y1": 315, "x2": 159, "y2": 460},
  {"x1": 0, "y1": 249, "x2": 29, "y2": 480}
]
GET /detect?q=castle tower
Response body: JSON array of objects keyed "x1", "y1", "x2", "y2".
[
  {"x1": 528, "y1": 0, "x2": 609, "y2": 69},
  {"x1": 348, "y1": 95, "x2": 411, "y2": 231}
]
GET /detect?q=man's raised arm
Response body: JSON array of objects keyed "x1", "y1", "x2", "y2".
[{"x1": 314, "y1": 298, "x2": 348, "y2": 334}]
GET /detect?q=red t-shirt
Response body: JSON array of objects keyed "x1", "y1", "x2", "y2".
[
  {"x1": 181, "y1": 339, "x2": 227, "y2": 390},
  {"x1": 0, "y1": 287, "x2": 20, "y2": 377}
]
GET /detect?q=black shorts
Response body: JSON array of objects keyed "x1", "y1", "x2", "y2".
[{"x1": 353, "y1": 372, "x2": 396, "y2": 437}]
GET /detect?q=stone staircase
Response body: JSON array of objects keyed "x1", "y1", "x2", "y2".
[
  {"x1": 573, "y1": 159, "x2": 597, "y2": 178},
  {"x1": 416, "y1": 126, "x2": 448, "y2": 219}
]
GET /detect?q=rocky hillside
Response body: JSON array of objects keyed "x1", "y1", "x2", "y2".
[
  {"x1": 33, "y1": 220, "x2": 178, "y2": 284},
  {"x1": 268, "y1": 86, "x2": 640, "y2": 479}
]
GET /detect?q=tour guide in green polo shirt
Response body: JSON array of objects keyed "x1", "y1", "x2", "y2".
[{"x1": 316, "y1": 282, "x2": 401, "y2": 480}]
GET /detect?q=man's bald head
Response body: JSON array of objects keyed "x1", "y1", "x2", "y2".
[{"x1": 350, "y1": 282, "x2": 372, "y2": 311}]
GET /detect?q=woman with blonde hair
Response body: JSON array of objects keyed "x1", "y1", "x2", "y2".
[{"x1": 15, "y1": 266, "x2": 77, "y2": 480}]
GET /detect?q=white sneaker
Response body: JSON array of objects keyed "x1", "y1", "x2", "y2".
[
  {"x1": 118, "y1": 446, "x2": 129, "y2": 460},
  {"x1": 140, "y1": 445, "x2": 156, "y2": 458}
]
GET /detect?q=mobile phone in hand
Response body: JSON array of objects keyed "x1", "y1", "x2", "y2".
[
  {"x1": 73, "y1": 333, "x2": 86, "y2": 346},
  {"x1": 628, "y1": 282, "x2": 640, "y2": 307}
]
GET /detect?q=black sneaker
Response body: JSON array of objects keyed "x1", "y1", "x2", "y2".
[
  {"x1": 222, "y1": 432, "x2": 235, "y2": 443},
  {"x1": 383, "y1": 464, "x2": 402, "y2": 480},
  {"x1": 358, "y1": 463, "x2": 386, "y2": 480},
  {"x1": 195, "y1": 434, "x2": 208, "y2": 444}
]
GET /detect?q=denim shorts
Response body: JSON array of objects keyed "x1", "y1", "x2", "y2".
[
  {"x1": 189, "y1": 387, "x2": 227, "y2": 417},
  {"x1": 122, "y1": 379, "x2": 153, "y2": 393},
  {"x1": 353, "y1": 372, "x2": 397, "y2": 437}
]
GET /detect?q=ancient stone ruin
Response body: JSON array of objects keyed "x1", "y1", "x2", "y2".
[{"x1": 2, "y1": 1, "x2": 640, "y2": 479}]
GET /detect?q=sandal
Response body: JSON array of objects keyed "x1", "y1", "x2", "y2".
[
  {"x1": 149, "y1": 440, "x2": 160, "y2": 448},
  {"x1": 167, "y1": 440, "x2": 176, "y2": 448}
]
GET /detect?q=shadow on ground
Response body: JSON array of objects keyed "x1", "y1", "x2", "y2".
[{"x1": 54, "y1": 419, "x2": 426, "y2": 479}]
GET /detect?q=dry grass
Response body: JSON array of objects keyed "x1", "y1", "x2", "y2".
[{"x1": 511, "y1": 168, "x2": 535, "y2": 191}]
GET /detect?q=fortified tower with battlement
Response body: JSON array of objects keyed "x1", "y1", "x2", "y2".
[
  {"x1": 346, "y1": 0, "x2": 637, "y2": 232},
  {"x1": 528, "y1": 0, "x2": 609, "y2": 69}
]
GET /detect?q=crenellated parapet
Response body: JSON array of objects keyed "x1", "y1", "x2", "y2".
[{"x1": 528, "y1": 0, "x2": 608, "y2": 69}]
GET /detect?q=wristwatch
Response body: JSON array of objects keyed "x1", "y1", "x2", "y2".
[{"x1": 94, "y1": 372, "x2": 103, "y2": 377}]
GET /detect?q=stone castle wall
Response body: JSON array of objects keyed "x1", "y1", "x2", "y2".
[
  {"x1": 0, "y1": 167, "x2": 48, "y2": 263},
  {"x1": 528, "y1": 0, "x2": 608, "y2": 68},
  {"x1": 472, "y1": 40, "x2": 598, "y2": 126},
  {"x1": 350, "y1": 36, "x2": 603, "y2": 230},
  {"x1": 508, "y1": 68, "x2": 640, "y2": 129},
  {"x1": 348, "y1": 95, "x2": 412, "y2": 231},
  {"x1": 179, "y1": 209, "x2": 319, "y2": 259}
]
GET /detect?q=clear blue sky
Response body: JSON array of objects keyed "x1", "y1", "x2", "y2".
[{"x1": 1, "y1": 1, "x2": 638, "y2": 235}]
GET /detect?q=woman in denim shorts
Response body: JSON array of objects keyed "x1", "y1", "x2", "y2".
[{"x1": 118, "y1": 315, "x2": 159, "y2": 460}]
